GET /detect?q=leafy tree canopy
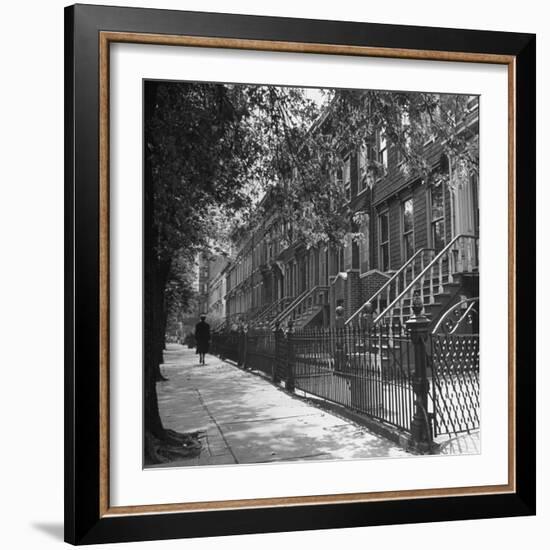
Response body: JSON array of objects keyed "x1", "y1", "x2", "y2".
[{"x1": 146, "y1": 81, "x2": 478, "y2": 295}]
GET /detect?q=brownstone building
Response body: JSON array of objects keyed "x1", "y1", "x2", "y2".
[{"x1": 214, "y1": 94, "x2": 479, "y2": 332}]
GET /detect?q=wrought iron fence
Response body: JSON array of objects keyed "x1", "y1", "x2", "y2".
[
  {"x1": 429, "y1": 333, "x2": 480, "y2": 437},
  {"x1": 210, "y1": 318, "x2": 480, "y2": 450},
  {"x1": 245, "y1": 328, "x2": 276, "y2": 379},
  {"x1": 292, "y1": 326, "x2": 416, "y2": 432},
  {"x1": 210, "y1": 330, "x2": 242, "y2": 364}
]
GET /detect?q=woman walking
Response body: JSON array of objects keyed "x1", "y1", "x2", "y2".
[{"x1": 194, "y1": 314, "x2": 211, "y2": 365}]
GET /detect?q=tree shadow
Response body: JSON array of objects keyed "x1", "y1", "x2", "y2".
[{"x1": 155, "y1": 349, "x2": 412, "y2": 467}]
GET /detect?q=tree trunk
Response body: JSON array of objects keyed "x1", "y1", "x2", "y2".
[
  {"x1": 144, "y1": 80, "x2": 169, "y2": 461},
  {"x1": 143, "y1": 80, "x2": 202, "y2": 464},
  {"x1": 144, "y1": 256, "x2": 202, "y2": 464},
  {"x1": 152, "y1": 258, "x2": 170, "y2": 381},
  {"x1": 143, "y1": 255, "x2": 166, "y2": 463}
]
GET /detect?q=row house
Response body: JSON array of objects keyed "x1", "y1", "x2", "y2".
[
  {"x1": 206, "y1": 255, "x2": 228, "y2": 327},
  {"x1": 217, "y1": 94, "x2": 479, "y2": 333},
  {"x1": 196, "y1": 252, "x2": 210, "y2": 317}
]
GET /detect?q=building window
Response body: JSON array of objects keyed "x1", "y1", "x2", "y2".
[
  {"x1": 378, "y1": 210, "x2": 390, "y2": 271},
  {"x1": 430, "y1": 180, "x2": 445, "y2": 252},
  {"x1": 342, "y1": 156, "x2": 351, "y2": 200},
  {"x1": 359, "y1": 214, "x2": 370, "y2": 274},
  {"x1": 335, "y1": 166, "x2": 343, "y2": 193},
  {"x1": 337, "y1": 246, "x2": 345, "y2": 273},
  {"x1": 401, "y1": 198, "x2": 414, "y2": 261},
  {"x1": 472, "y1": 173, "x2": 479, "y2": 236},
  {"x1": 378, "y1": 130, "x2": 388, "y2": 171},
  {"x1": 397, "y1": 111, "x2": 411, "y2": 163},
  {"x1": 358, "y1": 143, "x2": 375, "y2": 192},
  {"x1": 358, "y1": 145, "x2": 367, "y2": 191},
  {"x1": 343, "y1": 234, "x2": 353, "y2": 271},
  {"x1": 333, "y1": 159, "x2": 352, "y2": 201}
]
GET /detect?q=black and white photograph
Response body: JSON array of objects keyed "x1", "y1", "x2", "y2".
[
  {"x1": 0, "y1": 0, "x2": 542, "y2": 545},
  {"x1": 143, "y1": 80, "x2": 480, "y2": 467}
]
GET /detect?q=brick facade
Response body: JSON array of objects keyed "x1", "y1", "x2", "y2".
[
  {"x1": 361, "y1": 271, "x2": 391, "y2": 303},
  {"x1": 210, "y1": 94, "x2": 479, "y2": 329}
]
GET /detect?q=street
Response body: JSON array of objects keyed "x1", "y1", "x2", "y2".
[{"x1": 153, "y1": 344, "x2": 410, "y2": 467}]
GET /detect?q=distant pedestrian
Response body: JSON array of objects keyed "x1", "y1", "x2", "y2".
[{"x1": 194, "y1": 314, "x2": 211, "y2": 365}]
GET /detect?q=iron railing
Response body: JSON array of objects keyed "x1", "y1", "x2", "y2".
[
  {"x1": 211, "y1": 318, "x2": 479, "y2": 446},
  {"x1": 429, "y1": 333, "x2": 480, "y2": 437},
  {"x1": 432, "y1": 297, "x2": 479, "y2": 335},
  {"x1": 270, "y1": 290, "x2": 309, "y2": 328},
  {"x1": 346, "y1": 248, "x2": 429, "y2": 326},
  {"x1": 251, "y1": 296, "x2": 296, "y2": 328},
  {"x1": 210, "y1": 330, "x2": 242, "y2": 364},
  {"x1": 271, "y1": 285, "x2": 329, "y2": 329},
  {"x1": 245, "y1": 328, "x2": 276, "y2": 378},
  {"x1": 292, "y1": 325, "x2": 416, "y2": 432},
  {"x1": 374, "y1": 234, "x2": 478, "y2": 328}
]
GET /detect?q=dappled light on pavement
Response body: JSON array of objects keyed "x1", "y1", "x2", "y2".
[{"x1": 153, "y1": 344, "x2": 409, "y2": 468}]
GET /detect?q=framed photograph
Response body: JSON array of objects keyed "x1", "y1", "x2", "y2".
[{"x1": 64, "y1": 3, "x2": 536, "y2": 545}]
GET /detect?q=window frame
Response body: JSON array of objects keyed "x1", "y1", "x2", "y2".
[
  {"x1": 358, "y1": 213, "x2": 370, "y2": 275},
  {"x1": 378, "y1": 130, "x2": 388, "y2": 171},
  {"x1": 358, "y1": 142, "x2": 376, "y2": 193},
  {"x1": 396, "y1": 111, "x2": 411, "y2": 165},
  {"x1": 401, "y1": 196, "x2": 415, "y2": 262},
  {"x1": 428, "y1": 178, "x2": 446, "y2": 252},
  {"x1": 378, "y1": 209, "x2": 390, "y2": 272},
  {"x1": 342, "y1": 154, "x2": 351, "y2": 201}
]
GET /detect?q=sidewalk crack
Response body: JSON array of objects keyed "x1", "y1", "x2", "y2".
[{"x1": 194, "y1": 388, "x2": 239, "y2": 464}]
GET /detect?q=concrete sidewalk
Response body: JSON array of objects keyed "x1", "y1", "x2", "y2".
[{"x1": 153, "y1": 344, "x2": 409, "y2": 467}]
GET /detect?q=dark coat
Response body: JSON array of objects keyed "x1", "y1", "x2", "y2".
[{"x1": 194, "y1": 320, "x2": 210, "y2": 354}]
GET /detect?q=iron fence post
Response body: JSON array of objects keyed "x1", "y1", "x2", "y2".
[
  {"x1": 286, "y1": 320, "x2": 295, "y2": 392},
  {"x1": 361, "y1": 302, "x2": 374, "y2": 332},
  {"x1": 237, "y1": 324, "x2": 245, "y2": 367},
  {"x1": 272, "y1": 321, "x2": 281, "y2": 383},
  {"x1": 217, "y1": 333, "x2": 222, "y2": 356},
  {"x1": 243, "y1": 324, "x2": 249, "y2": 369},
  {"x1": 406, "y1": 291, "x2": 434, "y2": 453},
  {"x1": 334, "y1": 305, "x2": 345, "y2": 373}
]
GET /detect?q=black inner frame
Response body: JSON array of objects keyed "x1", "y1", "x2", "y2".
[{"x1": 65, "y1": 4, "x2": 536, "y2": 545}]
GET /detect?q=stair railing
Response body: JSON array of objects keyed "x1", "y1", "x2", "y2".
[
  {"x1": 252, "y1": 296, "x2": 294, "y2": 327},
  {"x1": 373, "y1": 234, "x2": 478, "y2": 326},
  {"x1": 247, "y1": 303, "x2": 272, "y2": 325},
  {"x1": 212, "y1": 318, "x2": 228, "y2": 333},
  {"x1": 270, "y1": 286, "x2": 328, "y2": 328},
  {"x1": 223, "y1": 312, "x2": 247, "y2": 331},
  {"x1": 346, "y1": 248, "x2": 431, "y2": 326},
  {"x1": 269, "y1": 289, "x2": 308, "y2": 328}
]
